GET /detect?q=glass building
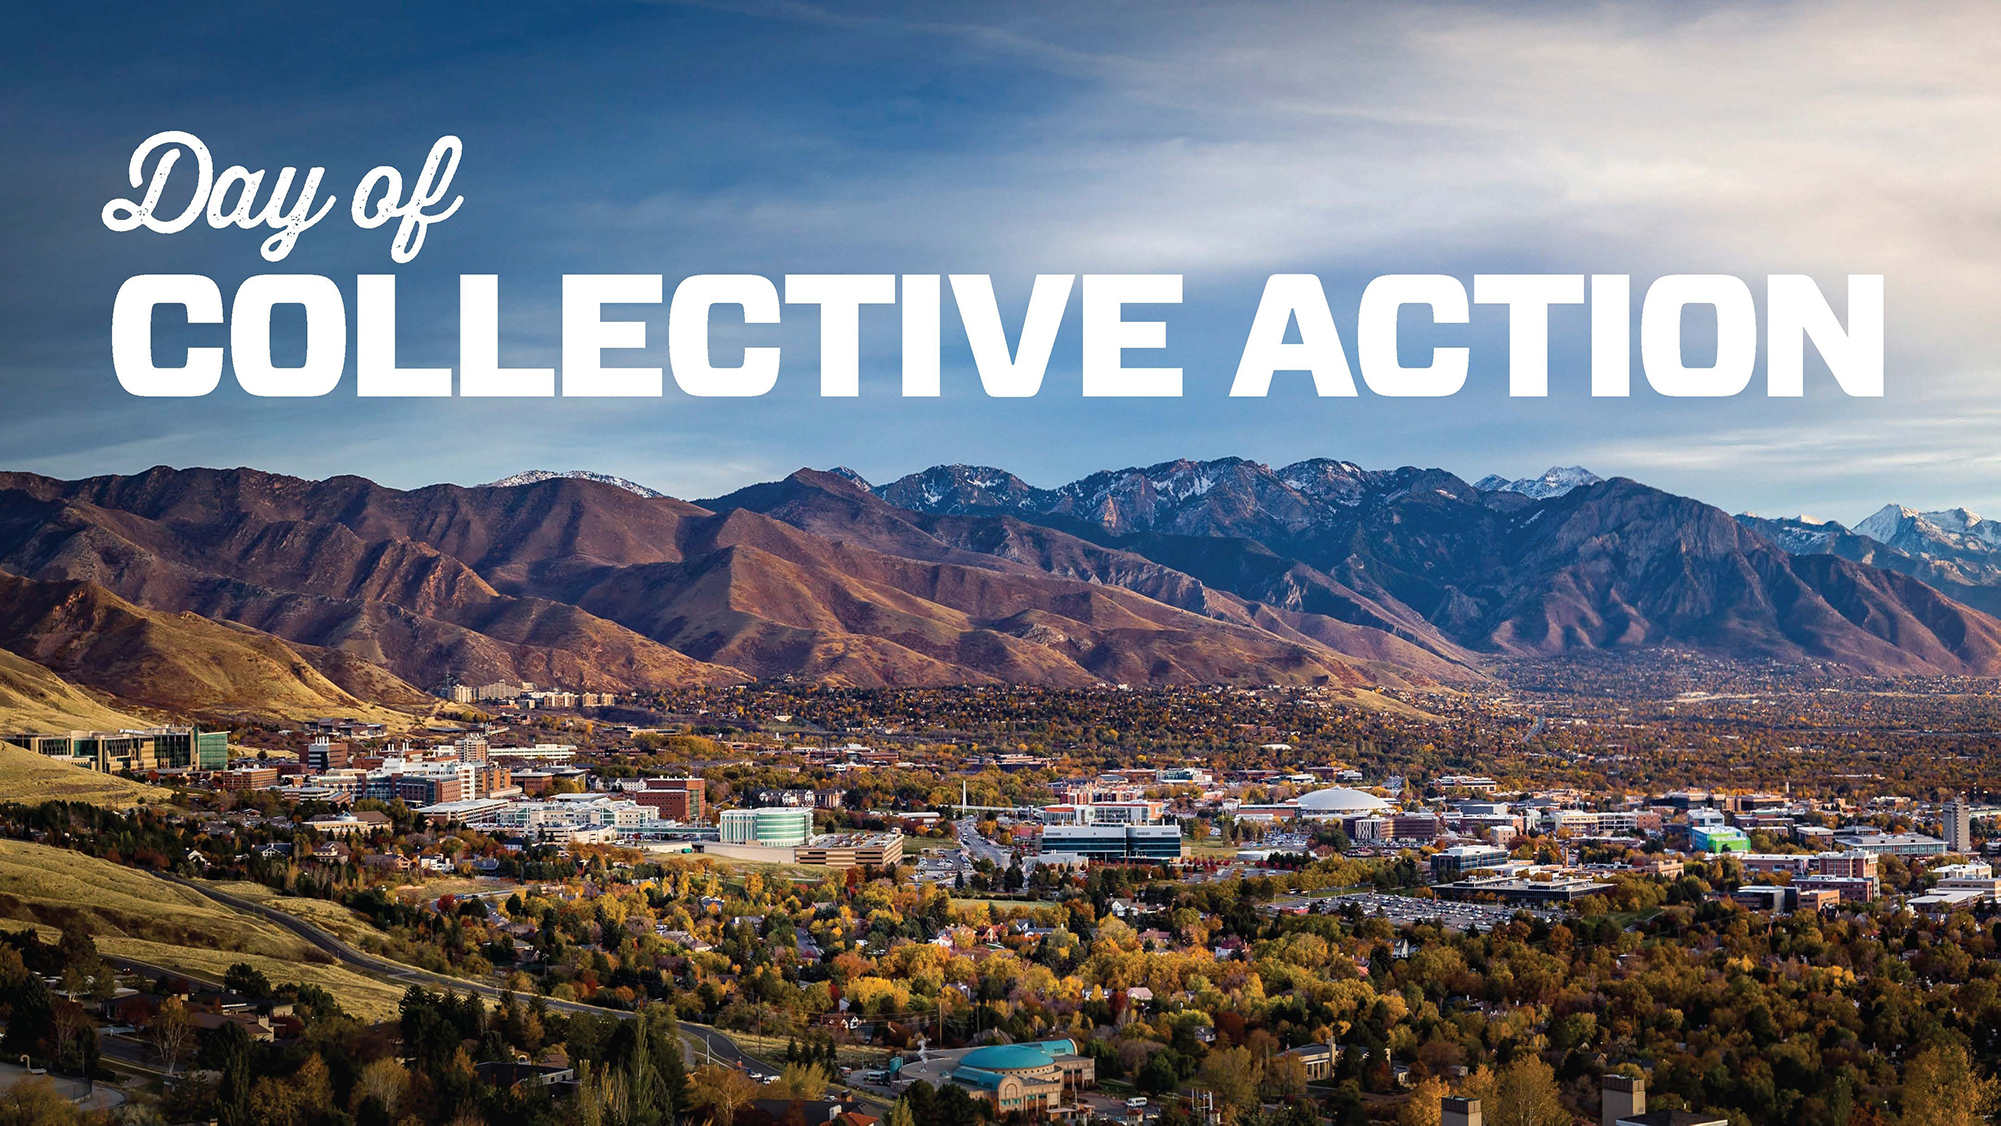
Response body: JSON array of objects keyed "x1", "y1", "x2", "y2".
[{"x1": 719, "y1": 807, "x2": 814, "y2": 847}]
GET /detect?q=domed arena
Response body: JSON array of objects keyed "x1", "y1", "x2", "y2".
[{"x1": 1295, "y1": 786, "x2": 1393, "y2": 816}]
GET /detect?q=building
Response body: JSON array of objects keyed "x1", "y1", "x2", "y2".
[
  {"x1": 792, "y1": 831, "x2": 904, "y2": 870},
  {"x1": 1542, "y1": 809, "x2": 1653, "y2": 836},
  {"x1": 1278, "y1": 1042, "x2": 1338, "y2": 1082},
  {"x1": 214, "y1": 766, "x2": 279, "y2": 791},
  {"x1": 631, "y1": 777, "x2": 706, "y2": 823},
  {"x1": 1295, "y1": 787, "x2": 1393, "y2": 819},
  {"x1": 1690, "y1": 825, "x2": 1750, "y2": 853},
  {"x1": 1834, "y1": 830, "x2": 1945, "y2": 858},
  {"x1": 3, "y1": 728, "x2": 221, "y2": 773},
  {"x1": 1835, "y1": 831, "x2": 1946, "y2": 858},
  {"x1": 945, "y1": 1040, "x2": 1092, "y2": 1116},
  {"x1": 146, "y1": 727, "x2": 229, "y2": 770},
  {"x1": 1910, "y1": 860, "x2": 2001, "y2": 912},
  {"x1": 1793, "y1": 874, "x2": 1877, "y2": 903},
  {"x1": 304, "y1": 738, "x2": 351, "y2": 773},
  {"x1": 1738, "y1": 853, "x2": 1814, "y2": 877},
  {"x1": 1944, "y1": 797, "x2": 1973, "y2": 853},
  {"x1": 719, "y1": 807, "x2": 814, "y2": 847},
  {"x1": 1039, "y1": 801, "x2": 1166, "y2": 825},
  {"x1": 1733, "y1": 884, "x2": 1836, "y2": 913},
  {"x1": 1600, "y1": 1074, "x2": 1727, "y2": 1126},
  {"x1": 1815, "y1": 851, "x2": 1878, "y2": 880},
  {"x1": 304, "y1": 717, "x2": 386, "y2": 739},
  {"x1": 467, "y1": 796, "x2": 650, "y2": 842},
  {"x1": 1430, "y1": 844, "x2": 1511, "y2": 882},
  {"x1": 1039, "y1": 823, "x2": 1183, "y2": 863}
]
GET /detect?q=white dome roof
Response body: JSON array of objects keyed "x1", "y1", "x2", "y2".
[{"x1": 1295, "y1": 786, "x2": 1392, "y2": 814}]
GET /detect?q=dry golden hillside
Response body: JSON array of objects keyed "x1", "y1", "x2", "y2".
[
  {"x1": 0, "y1": 840, "x2": 402, "y2": 1021},
  {"x1": 0, "y1": 743, "x2": 175, "y2": 809},
  {"x1": 0, "y1": 646, "x2": 151, "y2": 732},
  {"x1": 0, "y1": 572, "x2": 424, "y2": 726}
]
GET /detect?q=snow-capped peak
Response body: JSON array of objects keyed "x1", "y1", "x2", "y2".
[
  {"x1": 480, "y1": 469, "x2": 665, "y2": 498},
  {"x1": 1475, "y1": 466, "x2": 1603, "y2": 499},
  {"x1": 1856, "y1": 503, "x2": 2001, "y2": 552}
]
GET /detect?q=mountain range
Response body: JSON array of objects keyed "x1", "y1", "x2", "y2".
[
  {"x1": 2, "y1": 459, "x2": 2000, "y2": 724},
  {"x1": 1736, "y1": 505, "x2": 2001, "y2": 618}
]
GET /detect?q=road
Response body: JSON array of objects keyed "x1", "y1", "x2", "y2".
[
  {"x1": 954, "y1": 817, "x2": 1013, "y2": 868},
  {"x1": 150, "y1": 874, "x2": 773, "y2": 1076}
]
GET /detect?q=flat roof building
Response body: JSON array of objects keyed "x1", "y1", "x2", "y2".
[
  {"x1": 1040, "y1": 823, "x2": 1183, "y2": 864},
  {"x1": 719, "y1": 806, "x2": 814, "y2": 847}
]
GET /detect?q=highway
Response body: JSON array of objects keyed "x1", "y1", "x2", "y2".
[{"x1": 149, "y1": 873, "x2": 774, "y2": 1076}]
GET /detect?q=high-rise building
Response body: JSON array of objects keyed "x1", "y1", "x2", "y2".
[{"x1": 1944, "y1": 796, "x2": 1973, "y2": 853}]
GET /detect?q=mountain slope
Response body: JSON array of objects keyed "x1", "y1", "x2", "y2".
[
  {"x1": 1738, "y1": 512, "x2": 2001, "y2": 619},
  {"x1": 0, "y1": 572, "x2": 421, "y2": 723},
  {"x1": 0, "y1": 647, "x2": 153, "y2": 731},
  {"x1": 479, "y1": 469, "x2": 666, "y2": 498},
  {"x1": 1473, "y1": 466, "x2": 1605, "y2": 499},
  {"x1": 6, "y1": 460, "x2": 2000, "y2": 696},
  {"x1": 871, "y1": 458, "x2": 2001, "y2": 677},
  {"x1": 702, "y1": 470, "x2": 1476, "y2": 683},
  {"x1": 0, "y1": 744, "x2": 176, "y2": 808},
  {"x1": 0, "y1": 467, "x2": 1433, "y2": 692},
  {"x1": 0, "y1": 473, "x2": 748, "y2": 694}
]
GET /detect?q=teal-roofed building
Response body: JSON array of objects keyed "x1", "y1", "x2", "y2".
[{"x1": 946, "y1": 1039, "x2": 1092, "y2": 1115}]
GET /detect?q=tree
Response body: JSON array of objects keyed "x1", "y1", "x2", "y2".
[
  {"x1": 1462, "y1": 1058, "x2": 1566, "y2": 1126},
  {"x1": 1138, "y1": 1050, "x2": 1181, "y2": 1094},
  {"x1": 224, "y1": 962, "x2": 273, "y2": 1000},
  {"x1": 613, "y1": 1012, "x2": 663, "y2": 1126},
  {"x1": 689, "y1": 1063, "x2": 761, "y2": 1126},
  {"x1": 1201, "y1": 1046, "x2": 1262, "y2": 1119},
  {"x1": 1263, "y1": 1054, "x2": 1309, "y2": 1102},
  {"x1": 351, "y1": 1056, "x2": 412, "y2": 1122},
  {"x1": 1900, "y1": 1042, "x2": 2001, "y2": 1126},
  {"x1": 1398, "y1": 1076, "x2": 1447, "y2": 1126},
  {"x1": 150, "y1": 996, "x2": 194, "y2": 1076},
  {"x1": 771, "y1": 1062, "x2": 831, "y2": 1101},
  {"x1": 0, "y1": 1077, "x2": 87, "y2": 1126}
]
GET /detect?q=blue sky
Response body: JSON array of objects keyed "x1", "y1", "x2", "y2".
[{"x1": 2, "y1": 1, "x2": 1995, "y2": 523}]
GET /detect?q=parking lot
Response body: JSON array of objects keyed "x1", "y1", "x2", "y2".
[{"x1": 1320, "y1": 891, "x2": 1563, "y2": 932}]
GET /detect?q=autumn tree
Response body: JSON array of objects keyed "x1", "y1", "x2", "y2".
[
  {"x1": 1900, "y1": 1042, "x2": 2001, "y2": 1126},
  {"x1": 1463, "y1": 1058, "x2": 1567, "y2": 1126},
  {"x1": 1399, "y1": 1076, "x2": 1448, "y2": 1126},
  {"x1": 1201, "y1": 1046, "x2": 1263, "y2": 1120},
  {"x1": 150, "y1": 995, "x2": 193, "y2": 1076},
  {"x1": 772, "y1": 1062, "x2": 832, "y2": 1101},
  {"x1": 690, "y1": 1063, "x2": 761, "y2": 1126}
]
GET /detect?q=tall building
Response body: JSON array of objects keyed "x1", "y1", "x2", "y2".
[{"x1": 1944, "y1": 796, "x2": 1973, "y2": 853}]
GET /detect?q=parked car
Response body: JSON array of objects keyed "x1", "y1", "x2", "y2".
[{"x1": 1126, "y1": 1098, "x2": 1149, "y2": 1109}]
